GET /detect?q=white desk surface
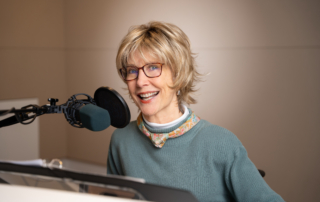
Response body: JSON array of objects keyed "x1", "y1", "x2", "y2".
[{"x1": 0, "y1": 184, "x2": 149, "y2": 202}]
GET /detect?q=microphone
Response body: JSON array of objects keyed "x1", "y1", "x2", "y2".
[
  {"x1": 77, "y1": 104, "x2": 110, "y2": 131},
  {"x1": 65, "y1": 87, "x2": 131, "y2": 131},
  {"x1": 0, "y1": 87, "x2": 131, "y2": 131}
]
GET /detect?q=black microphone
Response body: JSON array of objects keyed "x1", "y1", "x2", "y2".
[
  {"x1": 65, "y1": 87, "x2": 131, "y2": 131},
  {"x1": 0, "y1": 87, "x2": 131, "y2": 131}
]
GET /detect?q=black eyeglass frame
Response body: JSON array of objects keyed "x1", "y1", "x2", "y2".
[{"x1": 119, "y1": 63, "x2": 164, "y2": 81}]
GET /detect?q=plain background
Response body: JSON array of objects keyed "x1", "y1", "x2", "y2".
[
  {"x1": 0, "y1": 98, "x2": 39, "y2": 160},
  {"x1": 0, "y1": 1, "x2": 319, "y2": 201}
]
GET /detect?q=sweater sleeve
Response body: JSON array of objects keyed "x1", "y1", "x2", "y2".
[
  {"x1": 226, "y1": 146, "x2": 285, "y2": 202},
  {"x1": 106, "y1": 133, "x2": 122, "y2": 175},
  {"x1": 107, "y1": 145, "x2": 119, "y2": 175}
]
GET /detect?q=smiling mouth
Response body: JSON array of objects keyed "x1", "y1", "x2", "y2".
[{"x1": 138, "y1": 92, "x2": 159, "y2": 101}]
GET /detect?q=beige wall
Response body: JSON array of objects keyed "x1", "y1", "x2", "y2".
[
  {"x1": 0, "y1": 0, "x2": 68, "y2": 158},
  {"x1": 1, "y1": 0, "x2": 320, "y2": 201}
]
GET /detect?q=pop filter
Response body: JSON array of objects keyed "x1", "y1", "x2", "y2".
[{"x1": 94, "y1": 87, "x2": 130, "y2": 128}]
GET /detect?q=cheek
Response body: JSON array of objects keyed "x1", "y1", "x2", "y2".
[
  {"x1": 127, "y1": 81, "x2": 134, "y2": 92},
  {"x1": 167, "y1": 89, "x2": 177, "y2": 100},
  {"x1": 127, "y1": 83, "x2": 136, "y2": 98},
  {"x1": 159, "y1": 84, "x2": 176, "y2": 101}
]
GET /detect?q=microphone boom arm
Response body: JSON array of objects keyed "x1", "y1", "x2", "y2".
[{"x1": 0, "y1": 93, "x2": 96, "y2": 129}]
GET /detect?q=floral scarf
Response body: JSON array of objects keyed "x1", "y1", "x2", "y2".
[{"x1": 137, "y1": 111, "x2": 201, "y2": 148}]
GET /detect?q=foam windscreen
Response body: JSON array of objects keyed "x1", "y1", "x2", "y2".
[{"x1": 79, "y1": 104, "x2": 110, "y2": 131}]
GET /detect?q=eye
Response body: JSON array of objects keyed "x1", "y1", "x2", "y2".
[
  {"x1": 127, "y1": 67, "x2": 138, "y2": 74},
  {"x1": 147, "y1": 64, "x2": 160, "y2": 71}
]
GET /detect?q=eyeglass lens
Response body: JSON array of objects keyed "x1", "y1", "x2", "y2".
[{"x1": 122, "y1": 64, "x2": 162, "y2": 81}]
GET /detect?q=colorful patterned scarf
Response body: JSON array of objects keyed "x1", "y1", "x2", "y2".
[{"x1": 137, "y1": 111, "x2": 201, "y2": 148}]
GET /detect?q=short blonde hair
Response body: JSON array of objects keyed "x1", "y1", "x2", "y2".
[{"x1": 116, "y1": 21, "x2": 202, "y2": 107}]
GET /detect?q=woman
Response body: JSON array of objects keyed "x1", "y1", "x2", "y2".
[{"x1": 107, "y1": 21, "x2": 284, "y2": 202}]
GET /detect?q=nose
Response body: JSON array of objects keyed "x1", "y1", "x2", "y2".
[{"x1": 136, "y1": 68, "x2": 149, "y2": 87}]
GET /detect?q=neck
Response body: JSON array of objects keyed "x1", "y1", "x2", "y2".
[{"x1": 143, "y1": 106, "x2": 182, "y2": 124}]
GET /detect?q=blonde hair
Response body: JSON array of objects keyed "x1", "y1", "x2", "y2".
[{"x1": 116, "y1": 21, "x2": 202, "y2": 107}]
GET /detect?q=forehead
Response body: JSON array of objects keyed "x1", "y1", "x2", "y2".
[{"x1": 127, "y1": 50, "x2": 161, "y2": 66}]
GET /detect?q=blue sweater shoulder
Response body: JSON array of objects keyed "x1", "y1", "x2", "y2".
[
  {"x1": 195, "y1": 119, "x2": 241, "y2": 143},
  {"x1": 187, "y1": 119, "x2": 244, "y2": 155}
]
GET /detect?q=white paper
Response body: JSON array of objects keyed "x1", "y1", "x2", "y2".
[{"x1": 0, "y1": 159, "x2": 46, "y2": 167}]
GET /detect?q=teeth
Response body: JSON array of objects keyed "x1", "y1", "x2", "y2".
[
  {"x1": 139, "y1": 92, "x2": 158, "y2": 98},
  {"x1": 143, "y1": 96, "x2": 154, "y2": 101}
]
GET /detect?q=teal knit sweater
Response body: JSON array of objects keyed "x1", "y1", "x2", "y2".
[{"x1": 107, "y1": 111, "x2": 284, "y2": 202}]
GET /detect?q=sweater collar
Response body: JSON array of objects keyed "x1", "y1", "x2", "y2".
[{"x1": 137, "y1": 109, "x2": 201, "y2": 148}]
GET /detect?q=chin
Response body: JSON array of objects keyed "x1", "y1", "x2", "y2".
[{"x1": 139, "y1": 107, "x2": 157, "y2": 117}]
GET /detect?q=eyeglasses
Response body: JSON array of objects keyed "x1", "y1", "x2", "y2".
[{"x1": 119, "y1": 63, "x2": 163, "y2": 81}]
